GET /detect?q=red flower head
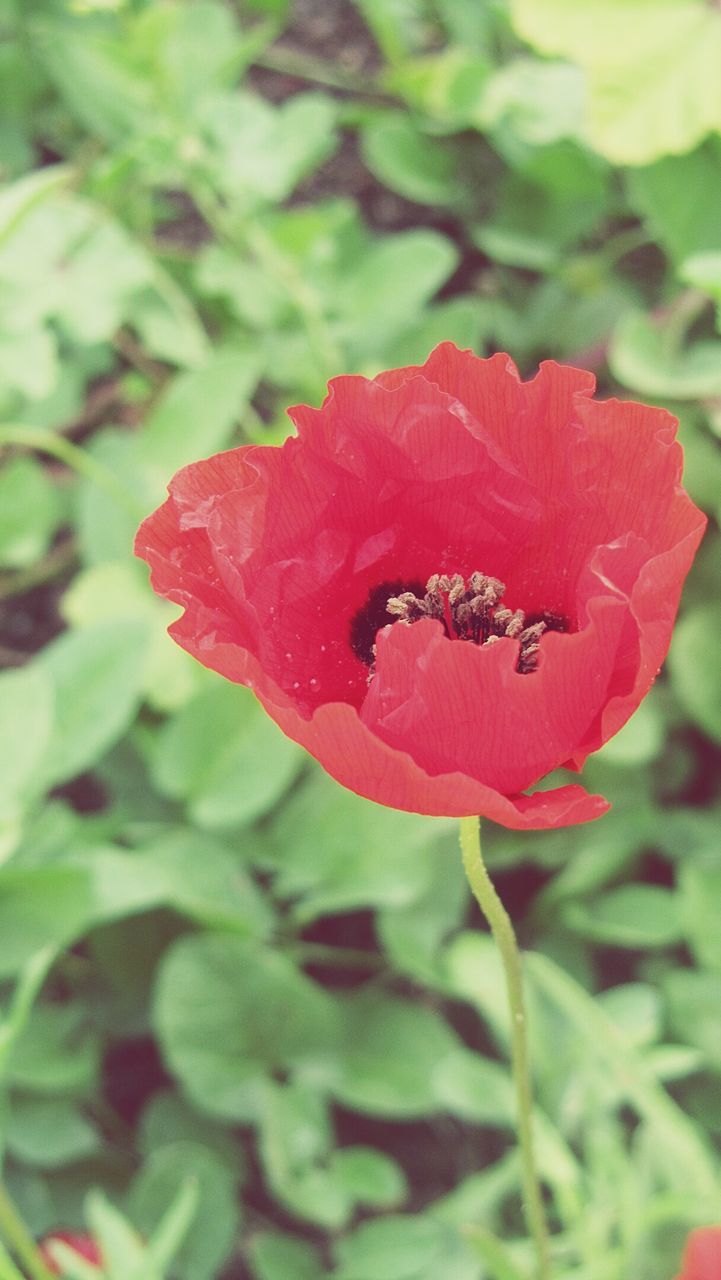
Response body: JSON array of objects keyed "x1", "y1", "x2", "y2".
[
  {"x1": 39, "y1": 1232, "x2": 102, "y2": 1273},
  {"x1": 136, "y1": 343, "x2": 705, "y2": 830},
  {"x1": 674, "y1": 1227, "x2": 721, "y2": 1280}
]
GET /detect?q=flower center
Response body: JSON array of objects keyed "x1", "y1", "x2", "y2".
[{"x1": 350, "y1": 572, "x2": 568, "y2": 674}]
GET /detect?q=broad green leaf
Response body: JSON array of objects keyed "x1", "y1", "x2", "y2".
[
  {"x1": 0, "y1": 665, "x2": 53, "y2": 835},
  {"x1": 430, "y1": 1048, "x2": 514, "y2": 1126},
  {"x1": 386, "y1": 49, "x2": 489, "y2": 125},
  {"x1": 4, "y1": 1003, "x2": 99, "y2": 1095},
  {"x1": 152, "y1": 681, "x2": 303, "y2": 830},
  {"x1": 5, "y1": 1097, "x2": 98, "y2": 1168},
  {"x1": 678, "y1": 863, "x2": 721, "y2": 971},
  {"x1": 0, "y1": 164, "x2": 71, "y2": 249},
  {"x1": 332, "y1": 1147, "x2": 407, "y2": 1211},
  {"x1": 127, "y1": 1141, "x2": 238, "y2": 1280},
  {"x1": 0, "y1": 839, "x2": 269, "y2": 979},
  {"x1": 258, "y1": 1080, "x2": 349, "y2": 1229},
  {"x1": 562, "y1": 886, "x2": 682, "y2": 949},
  {"x1": 198, "y1": 90, "x2": 337, "y2": 207},
  {"x1": 354, "y1": 0, "x2": 429, "y2": 63},
  {"x1": 153, "y1": 934, "x2": 338, "y2": 1121},
  {"x1": 593, "y1": 697, "x2": 665, "y2": 767},
  {"x1": 37, "y1": 620, "x2": 149, "y2": 788},
  {"x1": 664, "y1": 970, "x2": 721, "y2": 1071},
  {"x1": 682, "y1": 249, "x2": 721, "y2": 334},
  {"x1": 598, "y1": 984, "x2": 662, "y2": 1050},
  {"x1": 609, "y1": 311, "x2": 721, "y2": 400},
  {"x1": 335, "y1": 229, "x2": 458, "y2": 356},
  {"x1": 334, "y1": 1215, "x2": 480, "y2": 1280},
  {"x1": 361, "y1": 114, "x2": 464, "y2": 206},
  {"x1": 479, "y1": 58, "x2": 585, "y2": 148},
  {"x1": 62, "y1": 562, "x2": 197, "y2": 713},
  {"x1": 32, "y1": 16, "x2": 153, "y2": 145},
  {"x1": 668, "y1": 604, "x2": 721, "y2": 743},
  {"x1": 264, "y1": 771, "x2": 452, "y2": 922},
  {"x1": 628, "y1": 141, "x2": 721, "y2": 264},
  {"x1": 139, "y1": 1091, "x2": 242, "y2": 1171},
  {"x1": 323, "y1": 991, "x2": 461, "y2": 1118},
  {"x1": 138, "y1": 346, "x2": 261, "y2": 481},
  {"x1": 0, "y1": 455, "x2": 61, "y2": 569},
  {"x1": 508, "y1": 0, "x2": 721, "y2": 165},
  {"x1": 249, "y1": 1232, "x2": 325, "y2": 1280}
]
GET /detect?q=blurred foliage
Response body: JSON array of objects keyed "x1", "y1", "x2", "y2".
[{"x1": 1, "y1": 1, "x2": 721, "y2": 1278}]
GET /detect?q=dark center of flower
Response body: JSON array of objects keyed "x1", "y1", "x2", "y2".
[{"x1": 350, "y1": 572, "x2": 568, "y2": 674}]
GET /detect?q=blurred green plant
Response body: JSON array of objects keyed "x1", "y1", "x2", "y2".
[{"x1": 1, "y1": 1, "x2": 721, "y2": 1277}]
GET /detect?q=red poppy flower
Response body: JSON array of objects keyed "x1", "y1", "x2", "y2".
[
  {"x1": 136, "y1": 343, "x2": 704, "y2": 830},
  {"x1": 674, "y1": 1227, "x2": 721, "y2": 1280},
  {"x1": 39, "y1": 1232, "x2": 102, "y2": 1273}
]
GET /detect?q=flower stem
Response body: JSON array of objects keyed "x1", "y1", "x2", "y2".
[
  {"x1": 0, "y1": 1182, "x2": 54, "y2": 1280},
  {"x1": 459, "y1": 816, "x2": 551, "y2": 1280}
]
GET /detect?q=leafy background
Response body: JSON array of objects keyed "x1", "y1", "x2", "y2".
[{"x1": 1, "y1": 1, "x2": 721, "y2": 1277}]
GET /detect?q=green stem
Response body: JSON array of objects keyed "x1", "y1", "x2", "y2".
[
  {"x1": 254, "y1": 45, "x2": 380, "y2": 95},
  {"x1": 459, "y1": 816, "x2": 551, "y2": 1280},
  {"x1": 0, "y1": 425, "x2": 145, "y2": 520},
  {"x1": 0, "y1": 1240, "x2": 25, "y2": 1280},
  {"x1": 0, "y1": 1183, "x2": 54, "y2": 1280}
]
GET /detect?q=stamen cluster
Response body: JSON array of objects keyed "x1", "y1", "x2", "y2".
[{"x1": 386, "y1": 573, "x2": 550, "y2": 673}]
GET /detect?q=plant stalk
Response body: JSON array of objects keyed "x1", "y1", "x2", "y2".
[
  {"x1": 0, "y1": 1182, "x2": 54, "y2": 1280},
  {"x1": 459, "y1": 815, "x2": 551, "y2": 1280}
]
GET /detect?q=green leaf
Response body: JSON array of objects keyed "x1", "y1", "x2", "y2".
[
  {"x1": 0, "y1": 164, "x2": 71, "y2": 249},
  {"x1": 628, "y1": 141, "x2": 721, "y2": 264},
  {"x1": 32, "y1": 16, "x2": 152, "y2": 145},
  {"x1": 249, "y1": 1232, "x2": 325, "y2": 1280},
  {"x1": 323, "y1": 991, "x2": 461, "y2": 1118},
  {"x1": 153, "y1": 934, "x2": 338, "y2": 1121},
  {"x1": 0, "y1": 665, "x2": 53, "y2": 835},
  {"x1": 62, "y1": 562, "x2": 198, "y2": 714},
  {"x1": 354, "y1": 0, "x2": 429, "y2": 63},
  {"x1": 331, "y1": 1147, "x2": 407, "y2": 1210},
  {"x1": 668, "y1": 604, "x2": 721, "y2": 743},
  {"x1": 5, "y1": 1097, "x2": 98, "y2": 1169},
  {"x1": 152, "y1": 681, "x2": 303, "y2": 830},
  {"x1": 527, "y1": 952, "x2": 717, "y2": 1196},
  {"x1": 562, "y1": 885, "x2": 683, "y2": 949},
  {"x1": 682, "y1": 249, "x2": 721, "y2": 334},
  {"x1": 139, "y1": 1090, "x2": 243, "y2": 1172},
  {"x1": 0, "y1": 840, "x2": 269, "y2": 980},
  {"x1": 361, "y1": 114, "x2": 464, "y2": 206},
  {"x1": 479, "y1": 57, "x2": 585, "y2": 148},
  {"x1": 199, "y1": 90, "x2": 337, "y2": 207},
  {"x1": 127, "y1": 1141, "x2": 238, "y2": 1280},
  {"x1": 5, "y1": 1003, "x2": 99, "y2": 1095},
  {"x1": 598, "y1": 984, "x2": 662, "y2": 1049},
  {"x1": 508, "y1": 0, "x2": 721, "y2": 165},
  {"x1": 594, "y1": 697, "x2": 665, "y2": 767},
  {"x1": 131, "y1": 831, "x2": 273, "y2": 937},
  {"x1": 664, "y1": 970, "x2": 721, "y2": 1071},
  {"x1": 0, "y1": 456, "x2": 61, "y2": 569},
  {"x1": 264, "y1": 771, "x2": 452, "y2": 922},
  {"x1": 609, "y1": 311, "x2": 721, "y2": 400},
  {"x1": 138, "y1": 346, "x2": 261, "y2": 482},
  {"x1": 386, "y1": 49, "x2": 490, "y2": 126},
  {"x1": 335, "y1": 229, "x2": 459, "y2": 356},
  {"x1": 37, "y1": 620, "x2": 149, "y2": 788},
  {"x1": 678, "y1": 863, "x2": 721, "y2": 971},
  {"x1": 429, "y1": 1048, "x2": 514, "y2": 1126},
  {"x1": 334, "y1": 1215, "x2": 479, "y2": 1280},
  {"x1": 258, "y1": 1080, "x2": 350, "y2": 1229}
]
